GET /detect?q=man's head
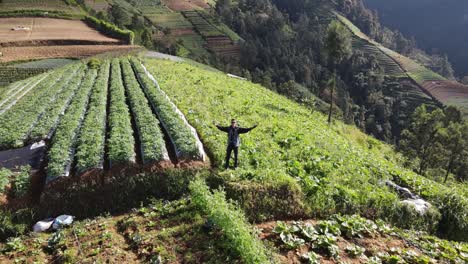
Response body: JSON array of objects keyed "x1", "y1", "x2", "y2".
[{"x1": 230, "y1": 119, "x2": 237, "y2": 128}]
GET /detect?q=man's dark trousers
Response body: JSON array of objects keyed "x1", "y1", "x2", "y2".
[{"x1": 225, "y1": 144, "x2": 238, "y2": 169}]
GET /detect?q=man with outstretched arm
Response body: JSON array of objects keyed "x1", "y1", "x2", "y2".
[{"x1": 214, "y1": 119, "x2": 257, "y2": 169}]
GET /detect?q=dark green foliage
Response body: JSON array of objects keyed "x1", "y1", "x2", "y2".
[
  {"x1": 0, "y1": 10, "x2": 72, "y2": 19},
  {"x1": 0, "y1": 168, "x2": 11, "y2": 194},
  {"x1": 399, "y1": 105, "x2": 446, "y2": 175},
  {"x1": 393, "y1": 171, "x2": 468, "y2": 241},
  {"x1": 83, "y1": 16, "x2": 134, "y2": 44},
  {"x1": 325, "y1": 20, "x2": 352, "y2": 66},
  {"x1": 399, "y1": 105, "x2": 468, "y2": 182},
  {"x1": 0, "y1": 209, "x2": 35, "y2": 242},
  {"x1": 87, "y1": 58, "x2": 101, "y2": 69},
  {"x1": 107, "y1": 4, "x2": 130, "y2": 28}
]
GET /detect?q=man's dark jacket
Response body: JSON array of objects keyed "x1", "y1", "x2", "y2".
[{"x1": 216, "y1": 125, "x2": 256, "y2": 147}]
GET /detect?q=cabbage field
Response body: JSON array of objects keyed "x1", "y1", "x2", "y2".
[{"x1": 0, "y1": 57, "x2": 207, "y2": 185}]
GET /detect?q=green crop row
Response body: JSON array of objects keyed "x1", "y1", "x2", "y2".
[
  {"x1": 0, "y1": 67, "x2": 47, "y2": 85},
  {"x1": 120, "y1": 58, "x2": 168, "y2": 164},
  {"x1": 108, "y1": 59, "x2": 136, "y2": 165},
  {"x1": 0, "y1": 76, "x2": 40, "y2": 110},
  {"x1": 47, "y1": 69, "x2": 97, "y2": 182},
  {"x1": 0, "y1": 65, "x2": 77, "y2": 149},
  {"x1": 28, "y1": 66, "x2": 86, "y2": 142},
  {"x1": 189, "y1": 178, "x2": 270, "y2": 263},
  {"x1": 130, "y1": 58, "x2": 202, "y2": 161},
  {"x1": 75, "y1": 61, "x2": 110, "y2": 173}
]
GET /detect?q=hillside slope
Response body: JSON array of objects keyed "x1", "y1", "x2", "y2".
[
  {"x1": 0, "y1": 56, "x2": 467, "y2": 262},
  {"x1": 144, "y1": 57, "x2": 467, "y2": 240},
  {"x1": 336, "y1": 13, "x2": 468, "y2": 118},
  {"x1": 363, "y1": 0, "x2": 468, "y2": 77}
]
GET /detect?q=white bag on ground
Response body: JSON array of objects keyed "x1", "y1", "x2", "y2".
[
  {"x1": 33, "y1": 218, "x2": 55, "y2": 232},
  {"x1": 52, "y1": 215, "x2": 74, "y2": 230}
]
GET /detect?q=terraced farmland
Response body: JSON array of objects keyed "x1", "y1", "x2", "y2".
[
  {"x1": 0, "y1": 17, "x2": 120, "y2": 45},
  {"x1": 182, "y1": 11, "x2": 241, "y2": 58},
  {"x1": 336, "y1": 12, "x2": 468, "y2": 117},
  {"x1": 162, "y1": 0, "x2": 210, "y2": 11},
  {"x1": 352, "y1": 38, "x2": 404, "y2": 77},
  {"x1": 0, "y1": 57, "x2": 207, "y2": 187}
]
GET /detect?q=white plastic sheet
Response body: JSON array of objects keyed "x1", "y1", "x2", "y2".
[{"x1": 33, "y1": 218, "x2": 54, "y2": 232}]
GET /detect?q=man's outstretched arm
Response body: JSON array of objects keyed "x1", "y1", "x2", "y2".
[
  {"x1": 214, "y1": 122, "x2": 230, "y2": 132},
  {"x1": 238, "y1": 124, "x2": 258, "y2": 134}
]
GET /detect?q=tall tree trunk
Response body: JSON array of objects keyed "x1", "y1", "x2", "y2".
[{"x1": 328, "y1": 69, "x2": 335, "y2": 124}]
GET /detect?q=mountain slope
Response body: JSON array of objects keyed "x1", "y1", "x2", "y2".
[
  {"x1": 335, "y1": 13, "x2": 468, "y2": 118},
  {"x1": 363, "y1": 0, "x2": 468, "y2": 77},
  {"x1": 0, "y1": 55, "x2": 467, "y2": 262}
]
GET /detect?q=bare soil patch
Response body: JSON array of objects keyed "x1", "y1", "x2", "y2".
[
  {"x1": 162, "y1": 0, "x2": 210, "y2": 11},
  {"x1": 0, "y1": 17, "x2": 119, "y2": 44},
  {"x1": 0, "y1": 45, "x2": 138, "y2": 63}
]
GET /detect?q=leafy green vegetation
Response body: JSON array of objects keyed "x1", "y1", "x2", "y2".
[
  {"x1": 0, "y1": 67, "x2": 48, "y2": 86},
  {"x1": 47, "y1": 68, "x2": 97, "y2": 182},
  {"x1": 0, "y1": 168, "x2": 12, "y2": 195},
  {"x1": 107, "y1": 59, "x2": 136, "y2": 165},
  {"x1": 0, "y1": 65, "x2": 79, "y2": 149},
  {"x1": 189, "y1": 178, "x2": 270, "y2": 263},
  {"x1": 130, "y1": 57, "x2": 202, "y2": 161},
  {"x1": 144, "y1": 58, "x2": 467, "y2": 240},
  {"x1": 268, "y1": 215, "x2": 467, "y2": 263},
  {"x1": 75, "y1": 60, "x2": 110, "y2": 172},
  {"x1": 28, "y1": 66, "x2": 86, "y2": 142},
  {"x1": 11, "y1": 166, "x2": 31, "y2": 198},
  {"x1": 120, "y1": 58, "x2": 168, "y2": 164},
  {"x1": 83, "y1": 15, "x2": 135, "y2": 44}
]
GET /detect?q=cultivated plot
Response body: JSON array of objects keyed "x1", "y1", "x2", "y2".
[{"x1": 0, "y1": 17, "x2": 119, "y2": 45}]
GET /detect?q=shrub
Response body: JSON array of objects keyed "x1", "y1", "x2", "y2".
[
  {"x1": 0, "y1": 168, "x2": 11, "y2": 194},
  {"x1": 0, "y1": 10, "x2": 72, "y2": 19},
  {"x1": 11, "y1": 166, "x2": 31, "y2": 198},
  {"x1": 83, "y1": 16, "x2": 134, "y2": 44}
]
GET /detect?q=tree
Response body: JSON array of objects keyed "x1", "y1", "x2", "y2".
[
  {"x1": 325, "y1": 20, "x2": 352, "y2": 124},
  {"x1": 108, "y1": 4, "x2": 130, "y2": 28},
  {"x1": 399, "y1": 105, "x2": 446, "y2": 175},
  {"x1": 439, "y1": 122, "x2": 467, "y2": 182}
]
